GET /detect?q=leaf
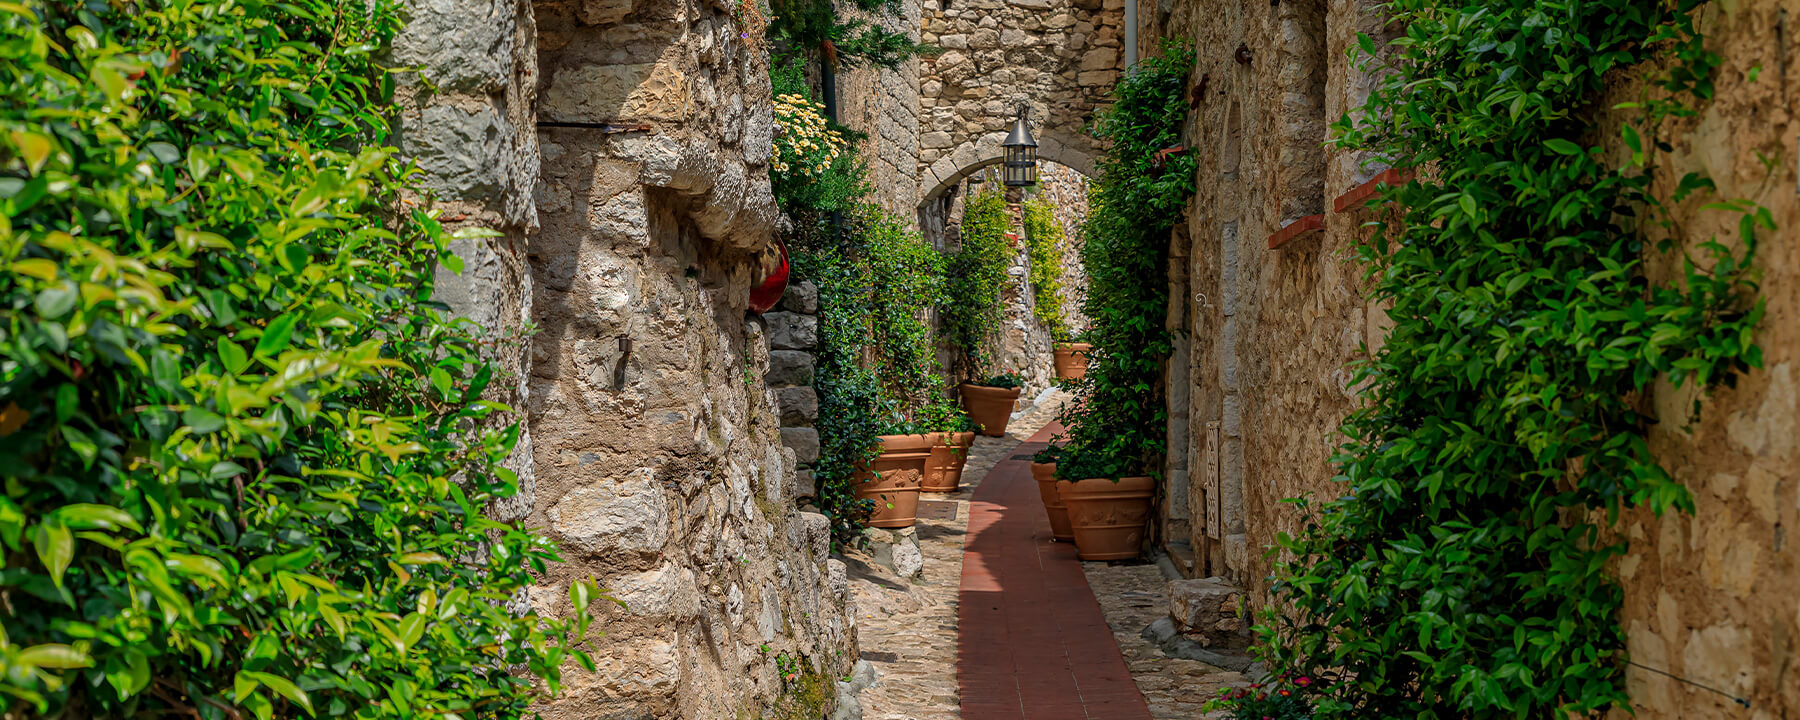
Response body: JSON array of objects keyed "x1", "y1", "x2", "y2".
[
  {"x1": 12, "y1": 258, "x2": 57, "y2": 281},
  {"x1": 219, "y1": 339, "x2": 250, "y2": 375},
  {"x1": 56, "y1": 504, "x2": 141, "y2": 532},
  {"x1": 242, "y1": 671, "x2": 314, "y2": 716},
  {"x1": 182, "y1": 407, "x2": 227, "y2": 434},
  {"x1": 255, "y1": 312, "x2": 301, "y2": 357},
  {"x1": 146, "y1": 142, "x2": 181, "y2": 164},
  {"x1": 397, "y1": 612, "x2": 427, "y2": 651},
  {"x1": 9, "y1": 130, "x2": 51, "y2": 173},
  {"x1": 18, "y1": 643, "x2": 91, "y2": 669},
  {"x1": 1544, "y1": 138, "x2": 1583, "y2": 155}
]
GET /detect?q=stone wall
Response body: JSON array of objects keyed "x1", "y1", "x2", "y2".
[
  {"x1": 393, "y1": 0, "x2": 542, "y2": 523},
  {"x1": 914, "y1": 0, "x2": 1123, "y2": 204},
  {"x1": 839, "y1": 3, "x2": 925, "y2": 218},
  {"x1": 766, "y1": 283, "x2": 822, "y2": 500},
  {"x1": 518, "y1": 0, "x2": 858, "y2": 716},
  {"x1": 1150, "y1": 0, "x2": 1800, "y2": 716}
]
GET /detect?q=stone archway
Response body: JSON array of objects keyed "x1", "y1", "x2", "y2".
[{"x1": 917, "y1": 132, "x2": 1097, "y2": 208}]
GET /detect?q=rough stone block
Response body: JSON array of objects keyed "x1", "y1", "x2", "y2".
[
  {"x1": 781, "y1": 427, "x2": 820, "y2": 464},
  {"x1": 766, "y1": 350, "x2": 815, "y2": 387},
  {"x1": 1168, "y1": 577, "x2": 1248, "y2": 649},
  {"x1": 795, "y1": 469, "x2": 817, "y2": 499},
  {"x1": 777, "y1": 386, "x2": 819, "y2": 426},
  {"x1": 540, "y1": 62, "x2": 689, "y2": 123},
  {"x1": 764, "y1": 312, "x2": 818, "y2": 350},
  {"x1": 781, "y1": 280, "x2": 819, "y2": 313},
  {"x1": 548, "y1": 468, "x2": 670, "y2": 560}
]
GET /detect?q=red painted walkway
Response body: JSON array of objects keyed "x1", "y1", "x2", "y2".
[{"x1": 956, "y1": 421, "x2": 1153, "y2": 719}]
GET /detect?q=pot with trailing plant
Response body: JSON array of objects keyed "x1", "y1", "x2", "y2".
[
  {"x1": 1029, "y1": 445, "x2": 1074, "y2": 541},
  {"x1": 959, "y1": 373, "x2": 1023, "y2": 437},
  {"x1": 920, "y1": 403, "x2": 978, "y2": 493},
  {"x1": 1052, "y1": 336, "x2": 1092, "y2": 380},
  {"x1": 1052, "y1": 443, "x2": 1155, "y2": 560},
  {"x1": 852, "y1": 432, "x2": 934, "y2": 528}
]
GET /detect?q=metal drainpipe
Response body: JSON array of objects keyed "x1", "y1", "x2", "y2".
[
  {"x1": 819, "y1": 49, "x2": 843, "y2": 235},
  {"x1": 1124, "y1": 0, "x2": 1137, "y2": 69}
]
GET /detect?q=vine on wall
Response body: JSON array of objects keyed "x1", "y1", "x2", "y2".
[
  {"x1": 942, "y1": 189, "x2": 1012, "y2": 380},
  {"x1": 1020, "y1": 198, "x2": 1070, "y2": 341},
  {"x1": 772, "y1": 74, "x2": 964, "y2": 541},
  {"x1": 0, "y1": 1, "x2": 593, "y2": 715},
  {"x1": 1055, "y1": 41, "x2": 1197, "y2": 481},
  {"x1": 1259, "y1": 0, "x2": 1768, "y2": 717}
]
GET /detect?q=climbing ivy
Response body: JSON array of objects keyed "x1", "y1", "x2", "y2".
[
  {"x1": 0, "y1": 0, "x2": 594, "y2": 717},
  {"x1": 1020, "y1": 198, "x2": 1069, "y2": 340},
  {"x1": 1264, "y1": 1, "x2": 1767, "y2": 717},
  {"x1": 791, "y1": 205, "x2": 958, "y2": 541},
  {"x1": 942, "y1": 189, "x2": 1011, "y2": 380},
  {"x1": 1055, "y1": 41, "x2": 1196, "y2": 481}
]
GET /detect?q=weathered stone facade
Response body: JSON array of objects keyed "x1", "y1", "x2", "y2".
[
  {"x1": 396, "y1": 0, "x2": 860, "y2": 716},
  {"x1": 1142, "y1": 0, "x2": 1800, "y2": 716},
  {"x1": 914, "y1": 0, "x2": 1124, "y2": 203}
]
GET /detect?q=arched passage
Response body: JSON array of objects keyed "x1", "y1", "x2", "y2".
[{"x1": 916, "y1": 132, "x2": 1098, "y2": 209}]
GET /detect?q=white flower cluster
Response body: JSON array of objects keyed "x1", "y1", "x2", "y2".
[{"x1": 772, "y1": 93, "x2": 847, "y2": 178}]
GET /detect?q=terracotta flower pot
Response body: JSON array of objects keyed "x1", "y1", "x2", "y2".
[
  {"x1": 1030, "y1": 461, "x2": 1074, "y2": 542},
  {"x1": 922, "y1": 431, "x2": 977, "y2": 493},
  {"x1": 1057, "y1": 476, "x2": 1155, "y2": 560},
  {"x1": 959, "y1": 383, "x2": 1021, "y2": 437},
  {"x1": 1053, "y1": 342, "x2": 1092, "y2": 380},
  {"x1": 852, "y1": 434, "x2": 934, "y2": 528}
]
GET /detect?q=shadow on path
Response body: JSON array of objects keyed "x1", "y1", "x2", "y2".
[{"x1": 956, "y1": 422, "x2": 1154, "y2": 720}]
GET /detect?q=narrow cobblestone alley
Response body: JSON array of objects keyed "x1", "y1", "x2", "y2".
[{"x1": 845, "y1": 393, "x2": 1252, "y2": 718}]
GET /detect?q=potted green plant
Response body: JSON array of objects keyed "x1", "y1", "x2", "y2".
[
  {"x1": 919, "y1": 402, "x2": 977, "y2": 493},
  {"x1": 1029, "y1": 445, "x2": 1073, "y2": 541},
  {"x1": 958, "y1": 372, "x2": 1023, "y2": 437},
  {"x1": 1052, "y1": 439, "x2": 1155, "y2": 560},
  {"x1": 852, "y1": 430, "x2": 933, "y2": 528}
]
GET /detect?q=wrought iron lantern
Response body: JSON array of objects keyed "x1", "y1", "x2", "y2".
[{"x1": 1000, "y1": 106, "x2": 1038, "y2": 187}]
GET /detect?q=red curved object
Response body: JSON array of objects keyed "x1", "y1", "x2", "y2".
[{"x1": 749, "y1": 238, "x2": 790, "y2": 313}]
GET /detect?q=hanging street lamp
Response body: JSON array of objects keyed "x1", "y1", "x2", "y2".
[{"x1": 1001, "y1": 105, "x2": 1038, "y2": 187}]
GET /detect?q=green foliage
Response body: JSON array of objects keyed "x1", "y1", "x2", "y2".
[
  {"x1": 0, "y1": 0, "x2": 595, "y2": 716},
  {"x1": 768, "y1": 62, "x2": 870, "y2": 217},
  {"x1": 766, "y1": 0, "x2": 932, "y2": 70},
  {"x1": 970, "y1": 373, "x2": 1022, "y2": 390},
  {"x1": 1265, "y1": 1, "x2": 1767, "y2": 717},
  {"x1": 1204, "y1": 675, "x2": 1319, "y2": 720},
  {"x1": 942, "y1": 189, "x2": 1012, "y2": 379},
  {"x1": 1020, "y1": 199, "x2": 1069, "y2": 340},
  {"x1": 790, "y1": 206, "x2": 954, "y2": 541},
  {"x1": 1055, "y1": 41, "x2": 1196, "y2": 482}
]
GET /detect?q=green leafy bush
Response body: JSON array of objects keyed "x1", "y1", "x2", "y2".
[
  {"x1": 1054, "y1": 41, "x2": 1196, "y2": 482},
  {"x1": 969, "y1": 373, "x2": 1022, "y2": 390},
  {"x1": 1204, "y1": 675, "x2": 1318, "y2": 720},
  {"x1": 1264, "y1": 0, "x2": 1767, "y2": 717},
  {"x1": 769, "y1": 63, "x2": 870, "y2": 217},
  {"x1": 942, "y1": 189, "x2": 1011, "y2": 379},
  {"x1": 791, "y1": 205, "x2": 954, "y2": 540},
  {"x1": 1020, "y1": 199, "x2": 1069, "y2": 340},
  {"x1": 0, "y1": 1, "x2": 592, "y2": 716}
]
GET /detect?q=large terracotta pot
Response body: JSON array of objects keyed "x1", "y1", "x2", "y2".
[
  {"x1": 853, "y1": 434, "x2": 933, "y2": 528},
  {"x1": 959, "y1": 384, "x2": 1021, "y2": 437},
  {"x1": 1057, "y1": 476, "x2": 1155, "y2": 560},
  {"x1": 1053, "y1": 343, "x2": 1092, "y2": 380},
  {"x1": 1029, "y1": 461, "x2": 1074, "y2": 542},
  {"x1": 922, "y1": 431, "x2": 977, "y2": 493}
]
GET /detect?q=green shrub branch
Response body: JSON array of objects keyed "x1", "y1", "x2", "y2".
[{"x1": 1260, "y1": 1, "x2": 1769, "y2": 717}]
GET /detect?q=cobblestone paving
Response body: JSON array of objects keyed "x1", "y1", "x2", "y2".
[
  {"x1": 1082, "y1": 563, "x2": 1251, "y2": 719},
  {"x1": 849, "y1": 393, "x2": 1072, "y2": 720}
]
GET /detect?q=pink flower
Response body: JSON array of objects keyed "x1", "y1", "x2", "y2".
[{"x1": 1295, "y1": 676, "x2": 1312, "y2": 687}]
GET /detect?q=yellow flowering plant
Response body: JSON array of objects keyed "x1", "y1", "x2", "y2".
[{"x1": 772, "y1": 93, "x2": 848, "y2": 179}]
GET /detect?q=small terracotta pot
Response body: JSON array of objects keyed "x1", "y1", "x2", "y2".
[
  {"x1": 922, "y1": 431, "x2": 977, "y2": 493},
  {"x1": 1053, "y1": 342, "x2": 1092, "y2": 380},
  {"x1": 853, "y1": 434, "x2": 933, "y2": 528},
  {"x1": 959, "y1": 383, "x2": 1021, "y2": 437},
  {"x1": 1057, "y1": 476, "x2": 1155, "y2": 560},
  {"x1": 1030, "y1": 461, "x2": 1074, "y2": 542}
]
